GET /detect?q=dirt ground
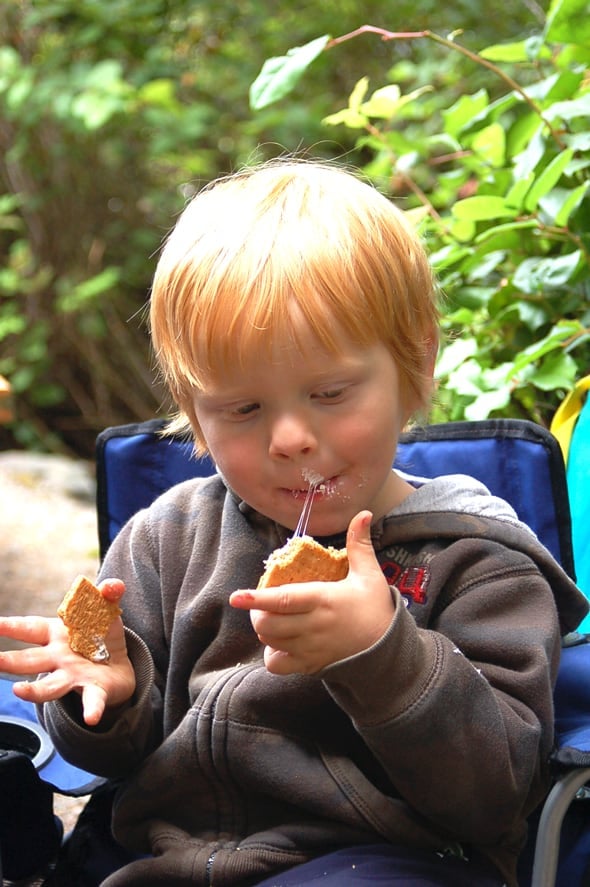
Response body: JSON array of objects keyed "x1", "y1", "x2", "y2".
[
  {"x1": 0, "y1": 451, "x2": 99, "y2": 630},
  {"x1": 0, "y1": 450, "x2": 100, "y2": 848}
]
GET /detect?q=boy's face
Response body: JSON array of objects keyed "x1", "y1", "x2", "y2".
[{"x1": 192, "y1": 322, "x2": 415, "y2": 536}]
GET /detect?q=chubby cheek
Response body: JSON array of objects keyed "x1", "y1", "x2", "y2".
[
  {"x1": 343, "y1": 410, "x2": 399, "y2": 467},
  {"x1": 210, "y1": 440, "x2": 280, "y2": 518},
  {"x1": 208, "y1": 439, "x2": 257, "y2": 492}
]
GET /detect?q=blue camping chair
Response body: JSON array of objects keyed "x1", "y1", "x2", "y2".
[
  {"x1": 2, "y1": 418, "x2": 589, "y2": 884},
  {"x1": 93, "y1": 417, "x2": 590, "y2": 887}
]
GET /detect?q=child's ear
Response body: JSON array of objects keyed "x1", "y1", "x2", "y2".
[{"x1": 401, "y1": 334, "x2": 439, "y2": 427}]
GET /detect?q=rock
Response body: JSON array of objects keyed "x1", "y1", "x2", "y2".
[
  {"x1": 0, "y1": 451, "x2": 96, "y2": 503},
  {"x1": 0, "y1": 451, "x2": 99, "y2": 651}
]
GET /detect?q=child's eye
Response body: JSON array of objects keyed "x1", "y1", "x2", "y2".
[
  {"x1": 314, "y1": 388, "x2": 345, "y2": 402},
  {"x1": 233, "y1": 402, "x2": 259, "y2": 416}
]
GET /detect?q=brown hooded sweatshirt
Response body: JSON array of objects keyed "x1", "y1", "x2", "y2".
[{"x1": 42, "y1": 472, "x2": 588, "y2": 886}]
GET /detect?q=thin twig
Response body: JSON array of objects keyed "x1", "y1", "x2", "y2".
[{"x1": 327, "y1": 25, "x2": 566, "y2": 148}]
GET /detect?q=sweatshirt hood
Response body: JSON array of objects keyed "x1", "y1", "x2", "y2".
[{"x1": 372, "y1": 473, "x2": 588, "y2": 637}]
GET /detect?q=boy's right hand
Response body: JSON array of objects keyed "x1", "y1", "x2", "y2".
[{"x1": 0, "y1": 579, "x2": 135, "y2": 727}]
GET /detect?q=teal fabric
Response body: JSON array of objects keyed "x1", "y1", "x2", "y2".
[{"x1": 567, "y1": 394, "x2": 590, "y2": 633}]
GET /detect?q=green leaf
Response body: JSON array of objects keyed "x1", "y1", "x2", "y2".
[
  {"x1": 511, "y1": 320, "x2": 583, "y2": 372},
  {"x1": 31, "y1": 382, "x2": 65, "y2": 408},
  {"x1": 538, "y1": 182, "x2": 590, "y2": 225},
  {"x1": 546, "y1": 0, "x2": 590, "y2": 46},
  {"x1": 71, "y1": 92, "x2": 122, "y2": 128},
  {"x1": 464, "y1": 387, "x2": 512, "y2": 420},
  {"x1": 516, "y1": 301, "x2": 549, "y2": 332},
  {"x1": 452, "y1": 196, "x2": 519, "y2": 222},
  {"x1": 460, "y1": 249, "x2": 506, "y2": 280},
  {"x1": 0, "y1": 194, "x2": 22, "y2": 214},
  {"x1": 449, "y1": 217, "x2": 477, "y2": 241},
  {"x1": 57, "y1": 268, "x2": 120, "y2": 312},
  {"x1": 554, "y1": 181, "x2": 590, "y2": 225},
  {"x1": 524, "y1": 149, "x2": 574, "y2": 211},
  {"x1": 429, "y1": 244, "x2": 472, "y2": 270},
  {"x1": 324, "y1": 77, "x2": 370, "y2": 128},
  {"x1": 323, "y1": 107, "x2": 367, "y2": 129},
  {"x1": 544, "y1": 68, "x2": 585, "y2": 102},
  {"x1": 530, "y1": 350, "x2": 577, "y2": 391},
  {"x1": 513, "y1": 126, "x2": 546, "y2": 180},
  {"x1": 442, "y1": 90, "x2": 489, "y2": 139},
  {"x1": 480, "y1": 38, "x2": 551, "y2": 63},
  {"x1": 360, "y1": 81, "x2": 398, "y2": 114},
  {"x1": 0, "y1": 46, "x2": 21, "y2": 93},
  {"x1": 84, "y1": 60, "x2": 125, "y2": 90},
  {"x1": 548, "y1": 94, "x2": 590, "y2": 125},
  {"x1": 249, "y1": 35, "x2": 330, "y2": 110},
  {"x1": 504, "y1": 177, "x2": 536, "y2": 212},
  {"x1": 360, "y1": 84, "x2": 433, "y2": 120},
  {"x1": 452, "y1": 287, "x2": 496, "y2": 310},
  {"x1": 512, "y1": 252, "x2": 582, "y2": 293},
  {"x1": 471, "y1": 123, "x2": 505, "y2": 168},
  {"x1": 436, "y1": 337, "x2": 478, "y2": 377},
  {"x1": 6, "y1": 70, "x2": 34, "y2": 110},
  {"x1": 508, "y1": 113, "x2": 544, "y2": 160},
  {"x1": 445, "y1": 359, "x2": 484, "y2": 398},
  {"x1": 138, "y1": 79, "x2": 178, "y2": 110},
  {"x1": 480, "y1": 40, "x2": 529, "y2": 63},
  {"x1": 0, "y1": 269, "x2": 20, "y2": 292},
  {"x1": 564, "y1": 133, "x2": 590, "y2": 152},
  {"x1": 0, "y1": 315, "x2": 26, "y2": 340},
  {"x1": 349, "y1": 77, "x2": 370, "y2": 111}
]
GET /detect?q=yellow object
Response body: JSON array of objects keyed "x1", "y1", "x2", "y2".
[{"x1": 550, "y1": 375, "x2": 590, "y2": 464}]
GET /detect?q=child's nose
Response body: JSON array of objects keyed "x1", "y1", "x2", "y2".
[{"x1": 268, "y1": 412, "x2": 317, "y2": 459}]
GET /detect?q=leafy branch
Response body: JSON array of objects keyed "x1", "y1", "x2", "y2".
[
  {"x1": 250, "y1": 0, "x2": 590, "y2": 426},
  {"x1": 327, "y1": 25, "x2": 565, "y2": 146}
]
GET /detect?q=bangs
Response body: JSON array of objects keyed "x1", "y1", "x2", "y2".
[
  {"x1": 156, "y1": 249, "x2": 380, "y2": 396},
  {"x1": 149, "y1": 160, "x2": 439, "y2": 446},
  {"x1": 152, "y1": 198, "x2": 392, "y2": 398}
]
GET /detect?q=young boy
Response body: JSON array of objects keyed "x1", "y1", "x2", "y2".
[{"x1": 0, "y1": 160, "x2": 586, "y2": 887}]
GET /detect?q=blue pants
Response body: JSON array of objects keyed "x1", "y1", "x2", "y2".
[{"x1": 253, "y1": 844, "x2": 506, "y2": 886}]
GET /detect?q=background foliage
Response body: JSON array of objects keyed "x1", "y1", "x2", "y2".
[
  {"x1": 1, "y1": 0, "x2": 585, "y2": 455},
  {"x1": 250, "y1": 0, "x2": 590, "y2": 427}
]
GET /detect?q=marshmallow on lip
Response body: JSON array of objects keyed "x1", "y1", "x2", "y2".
[
  {"x1": 301, "y1": 467, "x2": 323, "y2": 485},
  {"x1": 301, "y1": 467, "x2": 338, "y2": 497}
]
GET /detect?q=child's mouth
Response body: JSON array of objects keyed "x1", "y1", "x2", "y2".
[{"x1": 289, "y1": 477, "x2": 335, "y2": 499}]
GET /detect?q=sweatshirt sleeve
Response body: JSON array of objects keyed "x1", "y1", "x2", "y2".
[
  {"x1": 321, "y1": 538, "x2": 561, "y2": 847},
  {"x1": 40, "y1": 628, "x2": 157, "y2": 777}
]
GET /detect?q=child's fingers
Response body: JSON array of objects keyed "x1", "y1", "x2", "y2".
[
  {"x1": 99, "y1": 578, "x2": 126, "y2": 603},
  {"x1": 0, "y1": 615, "x2": 53, "y2": 645},
  {"x1": 263, "y1": 644, "x2": 323, "y2": 676},
  {"x1": 0, "y1": 639, "x2": 63, "y2": 679},
  {"x1": 345, "y1": 510, "x2": 380, "y2": 575},
  {"x1": 230, "y1": 586, "x2": 317, "y2": 614},
  {"x1": 81, "y1": 681, "x2": 107, "y2": 726},
  {"x1": 12, "y1": 669, "x2": 74, "y2": 703},
  {"x1": 13, "y1": 670, "x2": 105, "y2": 726},
  {"x1": 263, "y1": 645, "x2": 293, "y2": 674}
]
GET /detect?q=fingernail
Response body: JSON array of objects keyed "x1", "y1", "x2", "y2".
[{"x1": 230, "y1": 591, "x2": 256, "y2": 607}]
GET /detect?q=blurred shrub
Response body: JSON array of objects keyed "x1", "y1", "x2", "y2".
[
  {"x1": 0, "y1": 0, "x2": 557, "y2": 453},
  {"x1": 251, "y1": 0, "x2": 590, "y2": 426}
]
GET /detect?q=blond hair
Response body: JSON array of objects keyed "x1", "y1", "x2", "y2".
[{"x1": 150, "y1": 160, "x2": 439, "y2": 453}]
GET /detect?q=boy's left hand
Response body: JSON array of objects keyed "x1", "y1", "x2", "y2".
[{"x1": 229, "y1": 510, "x2": 394, "y2": 674}]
